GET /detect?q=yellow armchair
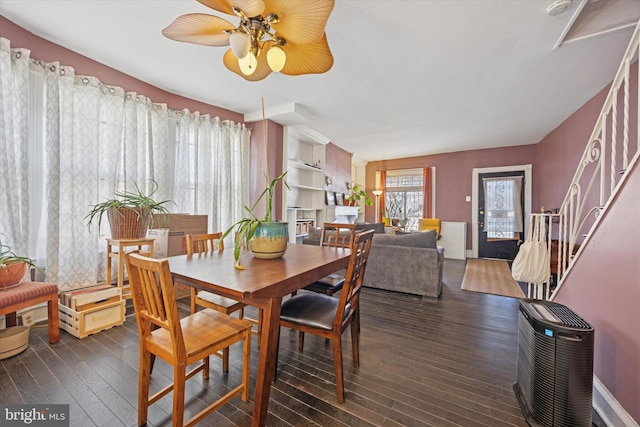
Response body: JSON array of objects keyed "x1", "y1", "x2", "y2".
[{"x1": 418, "y1": 218, "x2": 441, "y2": 240}]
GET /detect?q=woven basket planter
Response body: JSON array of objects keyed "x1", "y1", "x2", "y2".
[{"x1": 107, "y1": 207, "x2": 151, "y2": 239}]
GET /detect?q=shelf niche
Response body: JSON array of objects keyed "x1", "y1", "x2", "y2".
[{"x1": 283, "y1": 125, "x2": 329, "y2": 243}]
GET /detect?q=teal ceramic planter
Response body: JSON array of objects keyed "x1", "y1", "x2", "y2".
[{"x1": 249, "y1": 222, "x2": 289, "y2": 259}]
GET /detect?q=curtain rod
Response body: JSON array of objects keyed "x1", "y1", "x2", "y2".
[{"x1": 23, "y1": 52, "x2": 213, "y2": 117}]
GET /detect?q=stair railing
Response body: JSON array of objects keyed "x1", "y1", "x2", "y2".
[{"x1": 542, "y1": 19, "x2": 640, "y2": 299}]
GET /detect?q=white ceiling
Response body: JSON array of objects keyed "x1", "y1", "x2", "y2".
[{"x1": 1, "y1": 0, "x2": 639, "y2": 162}]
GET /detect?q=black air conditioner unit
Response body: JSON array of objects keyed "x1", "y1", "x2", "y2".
[{"x1": 513, "y1": 299, "x2": 594, "y2": 427}]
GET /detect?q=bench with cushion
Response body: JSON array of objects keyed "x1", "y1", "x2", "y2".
[{"x1": 0, "y1": 282, "x2": 59, "y2": 343}]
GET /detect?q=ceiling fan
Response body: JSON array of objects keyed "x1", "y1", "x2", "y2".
[{"x1": 162, "y1": 0, "x2": 335, "y2": 81}]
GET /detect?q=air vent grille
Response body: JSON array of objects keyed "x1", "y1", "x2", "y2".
[{"x1": 547, "y1": 304, "x2": 591, "y2": 329}]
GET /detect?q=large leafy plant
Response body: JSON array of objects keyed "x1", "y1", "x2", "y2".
[
  {"x1": 222, "y1": 170, "x2": 288, "y2": 268},
  {"x1": 85, "y1": 181, "x2": 173, "y2": 232}
]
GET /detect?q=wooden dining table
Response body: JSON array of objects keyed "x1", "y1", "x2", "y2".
[{"x1": 168, "y1": 243, "x2": 351, "y2": 427}]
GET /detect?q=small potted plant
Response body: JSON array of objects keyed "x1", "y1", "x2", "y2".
[
  {"x1": 346, "y1": 185, "x2": 373, "y2": 207},
  {"x1": 222, "y1": 170, "x2": 288, "y2": 269},
  {"x1": 0, "y1": 234, "x2": 40, "y2": 290},
  {"x1": 85, "y1": 181, "x2": 173, "y2": 239}
]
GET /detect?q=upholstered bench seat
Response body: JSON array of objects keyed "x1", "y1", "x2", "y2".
[{"x1": 0, "y1": 282, "x2": 60, "y2": 343}]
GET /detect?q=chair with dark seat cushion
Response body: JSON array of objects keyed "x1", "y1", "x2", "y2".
[
  {"x1": 278, "y1": 229, "x2": 374, "y2": 403},
  {"x1": 302, "y1": 222, "x2": 355, "y2": 295}
]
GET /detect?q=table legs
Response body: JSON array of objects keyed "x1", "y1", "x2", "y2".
[{"x1": 251, "y1": 297, "x2": 282, "y2": 427}]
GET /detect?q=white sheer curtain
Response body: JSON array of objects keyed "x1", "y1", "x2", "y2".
[
  {"x1": 173, "y1": 111, "x2": 250, "y2": 241},
  {"x1": 1, "y1": 36, "x2": 246, "y2": 290},
  {"x1": 483, "y1": 176, "x2": 524, "y2": 236},
  {"x1": 0, "y1": 38, "x2": 30, "y2": 255},
  {"x1": 41, "y1": 66, "x2": 171, "y2": 290}
]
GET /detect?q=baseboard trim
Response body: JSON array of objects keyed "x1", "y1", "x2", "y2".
[{"x1": 593, "y1": 375, "x2": 639, "y2": 427}]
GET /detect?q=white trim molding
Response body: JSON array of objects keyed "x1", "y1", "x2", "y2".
[{"x1": 593, "y1": 375, "x2": 639, "y2": 427}]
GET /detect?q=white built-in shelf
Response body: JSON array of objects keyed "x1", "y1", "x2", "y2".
[
  {"x1": 283, "y1": 125, "x2": 327, "y2": 242},
  {"x1": 289, "y1": 183, "x2": 324, "y2": 191},
  {"x1": 288, "y1": 160, "x2": 323, "y2": 173}
]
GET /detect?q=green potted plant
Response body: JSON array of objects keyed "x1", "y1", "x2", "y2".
[
  {"x1": 222, "y1": 170, "x2": 289, "y2": 269},
  {"x1": 85, "y1": 181, "x2": 173, "y2": 239},
  {"x1": 346, "y1": 185, "x2": 373, "y2": 207},
  {"x1": 0, "y1": 234, "x2": 41, "y2": 290}
]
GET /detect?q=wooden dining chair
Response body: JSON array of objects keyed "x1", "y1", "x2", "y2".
[
  {"x1": 301, "y1": 222, "x2": 356, "y2": 295},
  {"x1": 278, "y1": 229, "x2": 374, "y2": 403},
  {"x1": 187, "y1": 232, "x2": 261, "y2": 368},
  {"x1": 125, "y1": 252, "x2": 251, "y2": 427}
]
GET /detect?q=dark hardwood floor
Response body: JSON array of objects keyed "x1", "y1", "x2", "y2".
[{"x1": 0, "y1": 259, "x2": 530, "y2": 426}]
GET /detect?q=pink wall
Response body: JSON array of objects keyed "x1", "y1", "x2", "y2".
[
  {"x1": 325, "y1": 142, "x2": 353, "y2": 196},
  {"x1": 366, "y1": 145, "x2": 538, "y2": 247},
  {"x1": 534, "y1": 84, "x2": 608, "y2": 208},
  {"x1": 554, "y1": 161, "x2": 640, "y2": 423}
]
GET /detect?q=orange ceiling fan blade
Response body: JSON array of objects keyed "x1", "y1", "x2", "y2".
[
  {"x1": 223, "y1": 49, "x2": 273, "y2": 81},
  {"x1": 280, "y1": 33, "x2": 333, "y2": 76},
  {"x1": 198, "y1": 0, "x2": 265, "y2": 17},
  {"x1": 162, "y1": 14, "x2": 235, "y2": 46},
  {"x1": 264, "y1": 0, "x2": 334, "y2": 45}
]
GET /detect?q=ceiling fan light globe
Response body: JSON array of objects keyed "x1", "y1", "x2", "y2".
[
  {"x1": 239, "y1": 52, "x2": 258, "y2": 75},
  {"x1": 267, "y1": 45, "x2": 286, "y2": 72},
  {"x1": 230, "y1": 32, "x2": 250, "y2": 59}
]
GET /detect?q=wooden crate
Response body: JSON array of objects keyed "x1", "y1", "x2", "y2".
[{"x1": 59, "y1": 300, "x2": 125, "y2": 339}]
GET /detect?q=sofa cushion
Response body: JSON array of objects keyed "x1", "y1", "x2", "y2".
[{"x1": 372, "y1": 229, "x2": 437, "y2": 248}]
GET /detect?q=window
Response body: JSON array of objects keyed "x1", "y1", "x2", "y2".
[
  {"x1": 482, "y1": 176, "x2": 523, "y2": 239},
  {"x1": 384, "y1": 169, "x2": 424, "y2": 231}
]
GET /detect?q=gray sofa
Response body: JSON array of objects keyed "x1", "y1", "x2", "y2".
[{"x1": 302, "y1": 223, "x2": 444, "y2": 298}]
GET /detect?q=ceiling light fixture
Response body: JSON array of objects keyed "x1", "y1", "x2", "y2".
[
  {"x1": 546, "y1": 0, "x2": 573, "y2": 16},
  {"x1": 162, "y1": 0, "x2": 335, "y2": 81}
]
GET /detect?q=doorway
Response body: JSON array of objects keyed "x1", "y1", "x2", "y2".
[{"x1": 472, "y1": 165, "x2": 532, "y2": 259}]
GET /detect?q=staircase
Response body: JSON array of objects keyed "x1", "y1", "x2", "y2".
[{"x1": 538, "y1": 20, "x2": 640, "y2": 300}]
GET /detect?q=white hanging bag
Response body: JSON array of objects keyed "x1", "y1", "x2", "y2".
[{"x1": 511, "y1": 215, "x2": 550, "y2": 284}]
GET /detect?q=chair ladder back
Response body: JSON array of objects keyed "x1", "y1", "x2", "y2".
[
  {"x1": 186, "y1": 232, "x2": 224, "y2": 256},
  {"x1": 126, "y1": 253, "x2": 183, "y2": 343},
  {"x1": 336, "y1": 230, "x2": 374, "y2": 326},
  {"x1": 320, "y1": 223, "x2": 356, "y2": 248}
]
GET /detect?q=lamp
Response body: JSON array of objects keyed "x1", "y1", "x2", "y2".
[
  {"x1": 225, "y1": 9, "x2": 287, "y2": 76},
  {"x1": 162, "y1": 1, "x2": 335, "y2": 81},
  {"x1": 372, "y1": 190, "x2": 383, "y2": 222}
]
